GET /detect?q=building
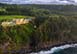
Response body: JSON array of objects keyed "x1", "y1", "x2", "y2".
[
  {"x1": 12, "y1": 18, "x2": 31, "y2": 25},
  {"x1": 1, "y1": 18, "x2": 32, "y2": 27},
  {"x1": 1, "y1": 21, "x2": 15, "y2": 27}
]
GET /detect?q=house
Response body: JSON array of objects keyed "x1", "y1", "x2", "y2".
[
  {"x1": 1, "y1": 18, "x2": 32, "y2": 27},
  {"x1": 1, "y1": 21, "x2": 15, "y2": 27},
  {"x1": 12, "y1": 18, "x2": 31, "y2": 25}
]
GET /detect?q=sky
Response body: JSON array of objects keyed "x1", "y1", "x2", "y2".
[{"x1": 0, "y1": 0, "x2": 77, "y2": 4}]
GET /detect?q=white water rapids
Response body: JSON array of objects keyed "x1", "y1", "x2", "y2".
[{"x1": 31, "y1": 44, "x2": 77, "y2": 54}]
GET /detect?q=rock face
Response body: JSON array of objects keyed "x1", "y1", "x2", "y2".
[{"x1": 1, "y1": 18, "x2": 32, "y2": 27}]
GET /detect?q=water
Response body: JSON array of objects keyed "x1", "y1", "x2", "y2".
[
  {"x1": 53, "y1": 47, "x2": 77, "y2": 54},
  {"x1": 31, "y1": 44, "x2": 77, "y2": 54}
]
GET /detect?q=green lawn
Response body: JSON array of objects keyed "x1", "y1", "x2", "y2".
[{"x1": 0, "y1": 15, "x2": 32, "y2": 20}]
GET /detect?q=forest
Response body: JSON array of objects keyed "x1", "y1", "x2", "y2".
[{"x1": 0, "y1": 3, "x2": 77, "y2": 53}]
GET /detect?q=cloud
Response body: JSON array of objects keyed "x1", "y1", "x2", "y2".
[
  {"x1": 0, "y1": 0, "x2": 76, "y2": 4},
  {"x1": 0, "y1": 0, "x2": 30, "y2": 4}
]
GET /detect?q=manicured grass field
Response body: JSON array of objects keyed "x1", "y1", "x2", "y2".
[{"x1": 0, "y1": 15, "x2": 32, "y2": 20}]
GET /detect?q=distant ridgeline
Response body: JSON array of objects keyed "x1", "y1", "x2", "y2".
[{"x1": 0, "y1": 3, "x2": 77, "y2": 15}]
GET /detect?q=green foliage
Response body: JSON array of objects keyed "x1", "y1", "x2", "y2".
[
  {"x1": 0, "y1": 3, "x2": 77, "y2": 51},
  {"x1": 0, "y1": 4, "x2": 77, "y2": 16},
  {"x1": 0, "y1": 15, "x2": 28, "y2": 20},
  {"x1": 34, "y1": 15, "x2": 77, "y2": 43},
  {"x1": 0, "y1": 23, "x2": 34, "y2": 45}
]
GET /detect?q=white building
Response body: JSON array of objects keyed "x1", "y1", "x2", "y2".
[
  {"x1": 1, "y1": 21, "x2": 15, "y2": 27},
  {"x1": 1, "y1": 18, "x2": 32, "y2": 27}
]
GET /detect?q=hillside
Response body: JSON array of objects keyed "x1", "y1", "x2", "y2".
[
  {"x1": 0, "y1": 3, "x2": 77, "y2": 54},
  {"x1": 0, "y1": 3, "x2": 77, "y2": 15}
]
